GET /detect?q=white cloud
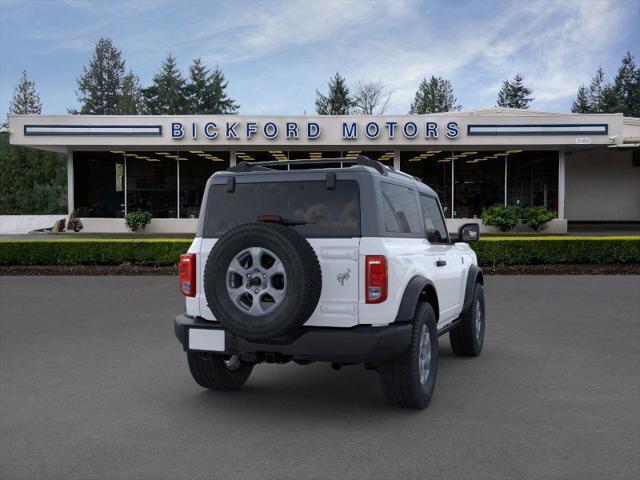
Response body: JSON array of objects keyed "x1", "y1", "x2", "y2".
[{"x1": 1, "y1": 0, "x2": 636, "y2": 114}]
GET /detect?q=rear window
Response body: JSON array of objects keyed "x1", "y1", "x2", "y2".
[
  {"x1": 380, "y1": 182, "x2": 421, "y2": 234},
  {"x1": 204, "y1": 180, "x2": 360, "y2": 237}
]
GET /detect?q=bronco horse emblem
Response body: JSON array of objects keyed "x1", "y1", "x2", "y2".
[{"x1": 337, "y1": 268, "x2": 351, "y2": 286}]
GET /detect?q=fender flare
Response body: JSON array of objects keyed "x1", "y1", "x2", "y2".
[
  {"x1": 461, "y1": 264, "x2": 484, "y2": 314},
  {"x1": 394, "y1": 276, "x2": 439, "y2": 323}
]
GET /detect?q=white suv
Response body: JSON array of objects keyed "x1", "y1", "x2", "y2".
[{"x1": 174, "y1": 156, "x2": 485, "y2": 409}]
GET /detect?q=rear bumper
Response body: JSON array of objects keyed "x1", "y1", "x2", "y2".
[{"x1": 174, "y1": 314, "x2": 411, "y2": 364}]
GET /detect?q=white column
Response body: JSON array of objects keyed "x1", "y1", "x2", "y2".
[
  {"x1": 504, "y1": 154, "x2": 508, "y2": 205},
  {"x1": 229, "y1": 150, "x2": 236, "y2": 167},
  {"x1": 176, "y1": 158, "x2": 180, "y2": 219},
  {"x1": 451, "y1": 153, "x2": 455, "y2": 218},
  {"x1": 123, "y1": 155, "x2": 128, "y2": 216},
  {"x1": 558, "y1": 149, "x2": 566, "y2": 219},
  {"x1": 393, "y1": 150, "x2": 401, "y2": 171},
  {"x1": 66, "y1": 149, "x2": 74, "y2": 216}
]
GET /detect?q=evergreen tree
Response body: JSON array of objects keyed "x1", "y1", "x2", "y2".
[
  {"x1": 571, "y1": 85, "x2": 591, "y2": 113},
  {"x1": 0, "y1": 138, "x2": 66, "y2": 214},
  {"x1": 409, "y1": 76, "x2": 460, "y2": 114},
  {"x1": 613, "y1": 51, "x2": 640, "y2": 117},
  {"x1": 207, "y1": 65, "x2": 239, "y2": 114},
  {"x1": 75, "y1": 37, "x2": 126, "y2": 114},
  {"x1": 186, "y1": 58, "x2": 209, "y2": 114},
  {"x1": 116, "y1": 71, "x2": 144, "y2": 115},
  {"x1": 315, "y1": 73, "x2": 353, "y2": 115},
  {"x1": 185, "y1": 59, "x2": 239, "y2": 114},
  {"x1": 8, "y1": 70, "x2": 42, "y2": 116},
  {"x1": 496, "y1": 73, "x2": 534, "y2": 109},
  {"x1": 1, "y1": 71, "x2": 66, "y2": 214},
  {"x1": 587, "y1": 66, "x2": 607, "y2": 112},
  {"x1": 143, "y1": 53, "x2": 188, "y2": 114},
  {"x1": 600, "y1": 84, "x2": 623, "y2": 113}
]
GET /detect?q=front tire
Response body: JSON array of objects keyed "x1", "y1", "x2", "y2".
[
  {"x1": 187, "y1": 352, "x2": 253, "y2": 391},
  {"x1": 449, "y1": 283, "x2": 485, "y2": 356},
  {"x1": 378, "y1": 302, "x2": 439, "y2": 409}
]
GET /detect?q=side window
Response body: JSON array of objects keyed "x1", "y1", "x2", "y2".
[
  {"x1": 420, "y1": 195, "x2": 449, "y2": 243},
  {"x1": 380, "y1": 182, "x2": 421, "y2": 234}
]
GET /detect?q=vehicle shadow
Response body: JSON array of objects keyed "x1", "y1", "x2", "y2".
[{"x1": 176, "y1": 342, "x2": 461, "y2": 422}]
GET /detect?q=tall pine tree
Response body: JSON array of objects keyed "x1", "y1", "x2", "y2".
[
  {"x1": 571, "y1": 85, "x2": 591, "y2": 113},
  {"x1": 186, "y1": 58, "x2": 209, "y2": 114},
  {"x1": 587, "y1": 67, "x2": 607, "y2": 111},
  {"x1": 613, "y1": 51, "x2": 640, "y2": 117},
  {"x1": 116, "y1": 71, "x2": 144, "y2": 115},
  {"x1": 1, "y1": 72, "x2": 66, "y2": 215},
  {"x1": 143, "y1": 53, "x2": 188, "y2": 114},
  {"x1": 8, "y1": 70, "x2": 42, "y2": 117},
  {"x1": 315, "y1": 73, "x2": 353, "y2": 115},
  {"x1": 185, "y1": 59, "x2": 239, "y2": 114},
  {"x1": 75, "y1": 38, "x2": 126, "y2": 114},
  {"x1": 409, "y1": 76, "x2": 460, "y2": 114},
  {"x1": 496, "y1": 74, "x2": 534, "y2": 109},
  {"x1": 207, "y1": 65, "x2": 239, "y2": 114}
]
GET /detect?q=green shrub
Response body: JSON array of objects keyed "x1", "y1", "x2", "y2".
[
  {"x1": 125, "y1": 211, "x2": 153, "y2": 232},
  {"x1": 521, "y1": 206, "x2": 556, "y2": 232},
  {"x1": 481, "y1": 205, "x2": 520, "y2": 232}
]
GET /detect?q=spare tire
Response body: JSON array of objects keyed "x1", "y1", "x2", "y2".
[{"x1": 204, "y1": 222, "x2": 322, "y2": 342}]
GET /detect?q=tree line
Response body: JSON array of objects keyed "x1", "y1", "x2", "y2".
[
  {"x1": 71, "y1": 37, "x2": 239, "y2": 115},
  {"x1": 314, "y1": 53, "x2": 638, "y2": 116},
  {"x1": 1, "y1": 37, "x2": 638, "y2": 216},
  {"x1": 4, "y1": 36, "x2": 639, "y2": 119},
  {"x1": 570, "y1": 52, "x2": 640, "y2": 116}
]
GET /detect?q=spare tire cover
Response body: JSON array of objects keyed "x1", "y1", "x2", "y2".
[{"x1": 204, "y1": 222, "x2": 322, "y2": 342}]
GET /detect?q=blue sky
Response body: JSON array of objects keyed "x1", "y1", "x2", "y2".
[{"x1": 1, "y1": 0, "x2": 638, "y2": 117}]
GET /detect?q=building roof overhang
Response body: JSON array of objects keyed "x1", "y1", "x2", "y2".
[{"x1": 6, "y1": 110, "x2": 632, "y2": 153}]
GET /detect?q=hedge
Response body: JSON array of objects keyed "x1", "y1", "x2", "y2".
[
  {"x1": 471, "y1": 237, "x2": 640, "y2": 266},
  {"x1": 0, "y1": 237, "x2": 639, "y2": 267},
  {"x1": 0, "y1": 239, "x2": 192, "y2": 266}
]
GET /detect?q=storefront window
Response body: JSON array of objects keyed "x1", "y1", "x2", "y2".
[
  {"x1": 178, "y1": 151, "x2": 229, "y2": 218},
  {"x1": 73, "y1": 151, "x2": 125, "y2": 217},
  {"x1": 126, "y1": 153, "x2": 177, "y2": 218},
  {"x1": 400, "y1": 151, "x2": 453, "y2": 216},
  {"x1": 453, "y1": 151, "x2": 505, "y2": 218},
  {"x1": 507, "y1": 150, "x2": 558, "y2": 213}
]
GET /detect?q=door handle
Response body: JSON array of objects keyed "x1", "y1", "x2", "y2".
[{"x1": 436, "y1": 260, "x2": 447, "y2": 267}]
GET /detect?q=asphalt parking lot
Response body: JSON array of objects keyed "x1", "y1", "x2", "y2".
[{"x1": 1, "y1": 275, "x2": 639, "y2": 480}]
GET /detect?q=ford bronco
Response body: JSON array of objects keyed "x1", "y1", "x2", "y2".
[{"x1": 174, "y1": 156, "x2": 485, "y2": 409}]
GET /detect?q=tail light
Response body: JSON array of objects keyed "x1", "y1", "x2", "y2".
[
  {"x1": 179, "y1": 254, "x2": 196, "y2": 297},
  {"x1": 365, "y1": 255, "x2": 387, "y2": 303}
]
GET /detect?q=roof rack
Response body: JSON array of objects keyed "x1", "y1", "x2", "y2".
[{"x1": 227, "y1": 155, "x2": 388, "y2": 175}]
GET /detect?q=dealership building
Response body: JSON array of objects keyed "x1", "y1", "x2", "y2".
[{"x1": 7, "y1": 109, "x2": 640, "y2": 233}]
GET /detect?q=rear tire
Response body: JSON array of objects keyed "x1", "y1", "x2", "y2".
[
  {"x1": 378, "y1": 302, "x2": 438, "y2": 409},
  {"x1": 187, "y1": 352, "x2": 253, "y2": 391},
  {"x1": 450, "y1": 283, "x2": 485, "y2": 357}
]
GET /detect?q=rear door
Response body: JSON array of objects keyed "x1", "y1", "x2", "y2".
[{"x1": 419, "y1": 194, "x2": 464, "y2": 325}]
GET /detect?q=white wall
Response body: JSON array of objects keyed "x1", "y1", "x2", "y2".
[
  {"x1": 82, "y1": 218, "x2": 566, "y2": 234},
  {"x1": 0, "y1": 215, "x2": 66, "y2": 234},
  {"x1": 565, "y1": 149, "x2": 640, "y2": 221},
  {"x1": 80, "y1": 218, "x2": 198, "y2": 233}
]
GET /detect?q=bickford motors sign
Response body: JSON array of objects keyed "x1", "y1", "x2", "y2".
[{"x1": 170, "y1": 119, "x2": 461, "y2": 141}]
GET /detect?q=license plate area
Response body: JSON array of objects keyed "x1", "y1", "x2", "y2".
[{"x1": 188, "y1": 328, "x2": 225, "y2": 352}]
